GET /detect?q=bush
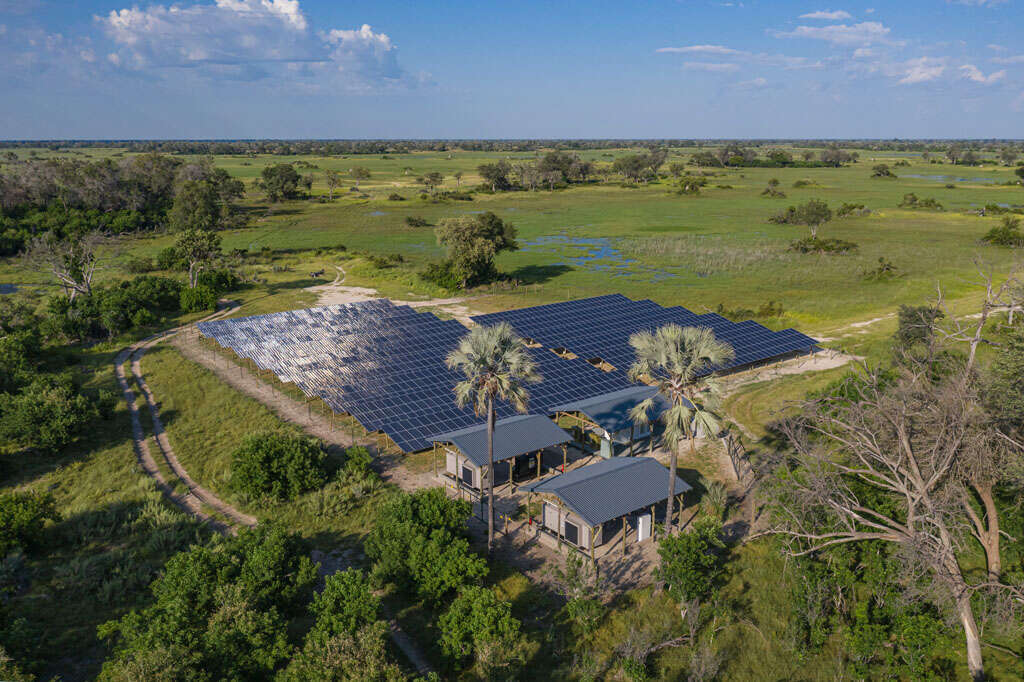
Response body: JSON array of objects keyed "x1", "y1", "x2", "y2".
[
  {"x1": 279, "y1": 622, "x2": 405, "y2": 682},
  {"x1": 419, "y1": 260, "x2": 461, "y2": 291},
  {"x1": 123, "y1": 256, "x2": 155, "y2": 274},
  {"x1": 981, "y1": 216, "x2": 1024, "y2": 247},
  {"x1": 98, "y1": 525, "x2": 317, "y2": 681},
  {"x1": 439, "y1": 586, "x2": 521, "y2": 672},
  {"x1": 0, "y1": 492, "x2": 59, "y2": 555},
  {"x1": 899, "y1": 193, "x2": 943, "y2": 210},
  {"x1": 307, "y1": 569, "x2": 380, "y2": 642},
  {"x1": 195, "y1": 268, "x2": 240, "y2": 294},
  {"x1": 655, "y1": 518, "x2": 724, "y2": 603},
  {"x1": 230, "y1": 432, "x2": 328, "y2": 502},
  {"x1": 179, "y1": 284, "x2": 218, "y2": 313},
  {"x1": 155, "y1": 246, "x2": 185, "y2": 271},
  {"x1": 789, "y1": 237, "x2": 858, "y2": 254},
  {"x1": 837, "y1": 202, "x2": 869, "y2": 218},
  {"x1": 387, "y1": 193, "x2": 405, "y2": 201},
  {"x1": 0, "y1": 375, "x2": 100, "y2": 450},
  {"x1": 404, "y1": 216, "x2": 430, "y2": 228},
  {"x1": 365, "y1": 489, "x2": 484, "y2": 603}
]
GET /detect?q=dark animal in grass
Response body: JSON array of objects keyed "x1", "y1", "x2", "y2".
[{"x1": 310, "y1": 269, "x2": 325, "y2": 279}]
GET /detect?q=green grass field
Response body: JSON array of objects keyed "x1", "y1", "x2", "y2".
[{"x1": 2, "y1": 146, "x2": 1021, "y2": 680}]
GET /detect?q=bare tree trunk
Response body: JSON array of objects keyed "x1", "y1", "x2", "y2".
[
  {"x1": 967, "y1": 482, "x2": 1002, "y2": 579},
  {"x1": 956, "y1": 589, "x2": 985, "y2": 681},
  {"x1": 665, "y1": 439, "x2": 679, "y2": 535},
  {"x1": 486, "y1": 397, "x2": 495, "y2": 555}
]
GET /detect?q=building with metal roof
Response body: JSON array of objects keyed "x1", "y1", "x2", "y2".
[
  {"x1": 429, "y1": 414, "x2": 573, "y2": 492},
  {"x1": 551, "y1": 385, "x2": 680, "y2": 458},
  {"x1": 521, "y1": 456, "x2": 691, "y2": 555}
]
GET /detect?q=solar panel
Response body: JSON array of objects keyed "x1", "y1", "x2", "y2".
[
  {"x1": 471, "y1": 296, "x2": 818, "y2": 378},
  {"x1": 197, "y1": 296, "x2": 817, "y2": 453}
]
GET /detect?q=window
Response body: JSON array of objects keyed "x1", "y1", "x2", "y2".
[
  {"x1": 564, "y1": 521, "x2": 579, "y2": 546},
  {"x1": 461, "y1": 465, "x2": 474, "y2": 486}
]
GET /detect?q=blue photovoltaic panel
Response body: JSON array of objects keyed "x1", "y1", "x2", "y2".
[
  {"x1": 197, "y1": 299, "x2": 634, "y2": 452},
  {"x1": 196, "y1": 295, "x2": 817, "y2": 453},
  {"x1": 471, "y1": 295, "x2": 817, "y2": 377}
]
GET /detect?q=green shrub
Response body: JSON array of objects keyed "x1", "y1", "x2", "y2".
[
  {"x1": 0, "y1": 492, "x2": 59, "y2": 555},
  {"x1": 419, "y1": 260, "x2": 461, "y2": 292},
  {"x1": 439, "y1": 586, "x2": 521, "y2": 672},
  {"x1": 195, "y1": 268, "x2": 241, "y2": 294},
  {"x1": 307, "y1": 569, "x2": 380, "y2": 642},
  {"x1": 789, "y1": 237, "x2": 858, "y2": 254},
  {"x1": 123, "y1": 256, "x2": 155, "y2": 274},
  {"x1": 0, "y1": 375, "x2": 100, "y2": 450},
  {"x1": 655, "y1": 517, "x2": 724, "y2": 603},
  {"x1": 98, "y1": 524, "x2": 317, "y2": 681},
  {"x1": 179, "y1": 284, "x2": 218, "y2": 313},
  {"x1": 387, "y1": 192, "x2": 405, "y2": 201},
  {"x1": 230, "y1": 432, "x2": 328, "y2": 501},
  {"x1": 404, "y1": 216, "x2": 430, "y2": 227},
  {"x1": 155, "y1": 246, "x2": 185, "y2": 271},
  {"x1": 981, "y1": 216, "x2": 1024, "y2": 247}
]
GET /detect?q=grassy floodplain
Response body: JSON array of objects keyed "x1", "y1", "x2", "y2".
[{"x1": 1, "y1": 144, "x2": 1022, "y2": 680}]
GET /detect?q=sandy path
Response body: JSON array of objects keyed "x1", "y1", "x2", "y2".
[
  {"x1": 307, "y1": 265, "x2": 481, "y2": 325},
  {"x1": 116, "y1": 304, "x2": 435, "y2": 675}
]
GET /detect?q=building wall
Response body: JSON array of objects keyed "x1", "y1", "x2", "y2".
[{"x1": 542, "y1": 501, "x2": 595, "y2": 549}]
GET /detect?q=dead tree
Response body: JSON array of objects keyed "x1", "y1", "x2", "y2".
[
  {"x1": 759, "y1": 365, "x2": 1023, "y2": 681},
  {"x1": 23, "y1": 231, "x2": 105, "y2": 301},
  {"x1": 937, "y1": 261, "x2": 1023, "y2": 373}
]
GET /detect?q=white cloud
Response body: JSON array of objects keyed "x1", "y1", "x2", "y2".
[
  {"x1": 987, "y1": 43, "x2": 1007, "y2": 51},
  {"x1": 96, "y1": 0, "x2": 411, "y2": 89},
  {"x1": 771, "y1": 21, "x2": 901, "y2": 46},
  {"x1": 865, "y1": 7, "x2": 875, "y2": 12},
  {"x1": 992, "y1": 54, "x2": 1024, "y2": 64},
  {"x1": 733, "y1": 77, "x2": 769, "y2": 89},
  {"x1": 960, "y1": 64, "x2": 1006, "y2": 84},
  {"x1": 898, "y1": 57, "x2": 946, "y2": 84},
  {"x1": 949, "y1": 0, "x2": 1007, "y2": 6},
  {"x1": 656, "y1": 45, "x2": 743, "y2": 55},
  {"x1": 853, "y1": 47, "x2": 874, "y2": 58},
  {"x1": 799, "y1": 10, "x2": 853, "y2": 20},
  {"x1": 683, "y1": 61, "x2": 740, "y2": 72}
]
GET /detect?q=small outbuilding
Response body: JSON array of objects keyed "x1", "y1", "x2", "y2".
[
  {"x1": 552, "y1": 385, "x2": 678, "y2": 458},
  {"x1": 429, "y1": 414, "x2": 573, "y2": 493},
  {"x1": 522, "y1": 456, "x2": 691, "y2": 558}
]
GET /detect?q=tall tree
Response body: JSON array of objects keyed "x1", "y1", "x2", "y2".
[
  {"x1": 760, "y1": 365, "x2": 1024, "y2": 682},
  {"x1": 349, "y1": 167, "x2": 371, "y2": 189},
  {"x1": 324, "y1": 169, "x2": 341, "y2": 200},
  {"x1": 421, "y1": 172, "x2": 444, "y2": 195},
  {"x1": 453, "y1": 171, "x2": 464, "y2": 188},
  {"x1": 628, "y1": 325, "x2": 734, "y2": 534},
  {"x1": 256, "y1": 164, "x2": 302, "y2": 202},
  {"x1": 447, "y1": 323, "x2": 540, "y2": 554},
  {"x1": 168, "y1": 180, "x2": 221, "y2": 232},
  {"x1": 24, "y1": 231, "x2": 104, "y2": 301},
  {"x1": 175, "y1": 229, "x2": 222, "y2": 288},
  {"x1": 793, "y1": 199, "x2": 833, "y2": 239},
  {"x1": 477, "y1": 161, "x2": 511, "y2": 192},
  {"x1": 435, "y1": 212, "x2": 518, "y2": 288}
]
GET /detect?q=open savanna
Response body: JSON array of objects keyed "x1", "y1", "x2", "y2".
[{"x1": 8, "y1": 146, "x2": 1017, "y2": 339}]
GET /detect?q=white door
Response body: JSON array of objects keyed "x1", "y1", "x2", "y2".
[{"x1": 637, "y1": 513, "x2": 651, "y2": 542}]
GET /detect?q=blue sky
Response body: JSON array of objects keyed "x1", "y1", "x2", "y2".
[{"x1": 1, "y1": 0, "x2": 1022, "y2": 139}]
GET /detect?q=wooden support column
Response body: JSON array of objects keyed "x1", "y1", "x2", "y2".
[
  {"x1": 650, "y1": 504, "x2": 656, "y2": 540},
  {"x1": 628, "y1": 425, "x2": 634, "y2": 456},
  {"x1": 536, "y1": 452, "x2": 541, "y2": 479},
  {"x1": 562, "y1": 444, "x2": 567, "y2": 472},
  {"x1": 590, "y1": 525, "x2": 598, "y2": 577},
  {"x1": 622, "y1": 516, "x2": 628, "y2": 556},
  {"x1": 432, "y1": 442, "x2": 437, "y2": 476}
]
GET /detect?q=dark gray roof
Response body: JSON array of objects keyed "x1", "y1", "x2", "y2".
[
  {"x1": 550, "y1": 385, "x2": 682, "y2": 433},
  {"x1": 429, "y1": 414, "x2": 572, "y2": 468},
  {"x1": 521, "y1": 456, "x2": 692, "y2": 526}
]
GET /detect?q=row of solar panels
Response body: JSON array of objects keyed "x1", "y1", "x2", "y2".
[
  {"x1": 197, "y1": 295, "x2": 817, "y2": 453},
  {"x1": 471, "y1": 294, "x2": 817, "y2": 376}
]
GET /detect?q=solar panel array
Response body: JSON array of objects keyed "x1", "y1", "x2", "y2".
[
  {"x1": 471, "y1": 294, "x2": 817, "y2": 377},
  {"x1": 196, "y1": 299, "x2": 634, "y2": 453}
]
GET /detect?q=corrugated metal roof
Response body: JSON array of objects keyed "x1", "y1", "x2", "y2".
[
  {"x1": 429, "y1": 414, "x2": 572, "y2": 468},
  {"x1": 521, "y1": 456, "x2": 691, "y2": 526},
  {"x1": 550, "y1": 385, "x2": 683, "y2": 433}
]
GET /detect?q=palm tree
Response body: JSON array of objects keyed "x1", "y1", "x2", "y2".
[
  {"x1": 447, "y1": 323, "x2": 541, "y2": 554},
  {"x1": 627, "y1": 325, "x2": 734, "y2": 535}
]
